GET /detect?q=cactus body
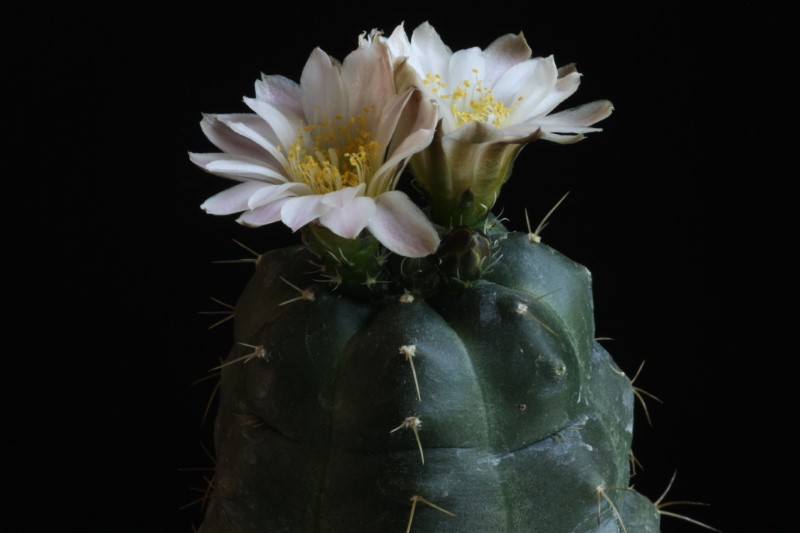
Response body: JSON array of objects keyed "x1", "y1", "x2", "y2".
[{"x1": 200, "y1": 232, "x2": 659, "y2": 532}]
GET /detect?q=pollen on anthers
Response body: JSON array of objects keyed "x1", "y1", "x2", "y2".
[
  {"x1": 285, "y1": 110, "x2": 382, "y2": 194},
  {"x1": 424, "y1": 69, "x2": 518, "y2": 128}
]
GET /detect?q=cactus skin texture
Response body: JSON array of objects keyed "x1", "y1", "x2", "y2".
[{"x1": 200, "y1": 232, "x2": 660, "y2": 533}]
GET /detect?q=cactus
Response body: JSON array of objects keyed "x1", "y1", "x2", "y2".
[
  {"x1": 189, "y1": 22, "x2": 667, "y2": 533},
  {"x1": 198, "y1": 230, "x2": 660, "y2": 532}
]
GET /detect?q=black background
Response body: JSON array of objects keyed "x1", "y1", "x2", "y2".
[{"x1": 15, "y1": 3, "x2": 764, "y2": 531}]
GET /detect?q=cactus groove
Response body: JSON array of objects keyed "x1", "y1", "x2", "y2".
[{"x1": 199, "y1": 232, "x2": 660, "y2": 532}]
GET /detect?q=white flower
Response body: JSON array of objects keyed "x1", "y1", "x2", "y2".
[
  {"x1": 190, "y1": 39, "x2": 440, "y2": 257},
  {"x1": 377, "y1": 22, "x2": 613, "y2": 226},
  {"x1": 386, "y1": 22, "x2": 612, "y2": 143}
]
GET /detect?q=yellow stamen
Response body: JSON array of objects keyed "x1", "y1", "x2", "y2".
[
  {"x1": 285, "y1": 113, "x2": 381, "y2": 194},
  {"x1": 424, "y1": 69, "x2": 515, "y2": 128}
]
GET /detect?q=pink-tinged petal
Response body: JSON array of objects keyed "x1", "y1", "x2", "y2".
[
  {"x1": 189, "y1": 153, "x2": 288, "y2": 183},
  {"x1": 280, "y1": 195, "x2": 331, "y2": 232},
  {"x1": 237, "y1": 198, "x2": 290, "y2": 227},
  {"x1": 342, "y1": 39, "x2": 394, "y2": 124},
  {"x1": 255, "y1": 74, "x2": 303, "y2": 115},
  {"x1": 537, "y1": 100, "x2": 614, "y2": 128},
  {"x1": 484, "y1": 32, "x2": 532, "y2": 83},
  {"x1": 393, "y1": 55, "x2": 428, "y2": 94},
  {"x1": 244, "y1": 97, "x2": 298, "y2": 151},
  {"x1": 373, "y1": 88, "x2": 414, "y2": 157},
  {"x1": 201, "y1": 181, "x2": 268, "y2": 215},
  {"x1": 493, "y1": 56, "x2": 558, "y2": 111},
  {"x1": 319, "y1": 196, "x2": 377, "y2": 239},
  {"x1": 217, "y1": 115, "x2": 289, "y2": 168},
  {"x1": 409, "y1": 22, "x2": 451, "y2": 79},
  {"x1": 300, "y1": 48, "x2": 346, "y2": 122},
  {"x1": 199, "y1": 114, "x2": 264, "y2": 159},
  {"x1": 448, "y1": 47, "x2": 485, "y2": 89},
  {"x1": 247, "y1": 182, "x2": 310, "y2": 210},
  {"x1": 370, "y1": 128, "x2": 436, "y2": 196},
  {"x1": 320, "y1": 184, "x2": 364, "y2": 209},
  {"x1": 368, "y1": 191, "x2": 440, "y2": 258}
]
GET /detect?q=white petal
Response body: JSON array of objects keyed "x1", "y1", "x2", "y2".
[
  {"x1": 237, "y1": 198, "x2": 290, "y2": 227},
  {"x1": 484, "y1": 32, "x2": 532, "y2": 83},
  {"x1": 368, "y1": 191, "x2": 440, "y2": 258},
  {"x1": 448, "y1": 47, "x2": 485, "y2": 89},
  {"x1": 342, "y1": 39, "x2": 394, "y2": 124},
  {"x1": 217, "y1": 115, "x2": 290, "y2": 168},
  {"x1": 244, "y1": 97, "x2": 299, "y2": 151},
  {"x1": 247, "y1": 182, "x2": 310, "y2": 210},
  {"x1": 201, "y1": 181, "x2": 268, "y2": 215},
  {"x1": 320, "y1": 184, "x2": 364, "y2": 209},
  {"x1": 538, "y1": 132, "x2": 586, "y2": 144},
  {"x1": 537, "y1": 100, "x2": 614, "y2": 128},
  {"x1": 189, "y1": 153, "x2": 288, "y2": 183},
  {"x1": 319, "y1": 196, "x2": 377, "y2": 239},
  {"x1": 521, "y1": 70, "x2": 581, "y2": 119},
  {"x1": 493, "y1": 56, "x2": 557, "y2": 112},
  {"x1": 280, "y1": 195, "x2": 331, "y2": 232},
  {"x1": 409, "y1": 22, "x2": 451, "y2": 78},
  {"x1": 300, "y1": 48, "x2": 346, "y2": 122},
  {"x1": 255, "y1": 74, "x2": 303, "y2": 115},
  {"x1": 199, "y1": 114, "x2": 264, "y2": 159},
  {"x1": 384, "y1": 23, "x2": 411, "y2": 60}
]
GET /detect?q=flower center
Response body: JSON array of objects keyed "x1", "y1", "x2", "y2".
[
  {"x1": 286, "y1": 111, "x2": 381, "y2": 194},
  {"x1": 423, "y1": 69, "x2": 518, "y2": 128}
]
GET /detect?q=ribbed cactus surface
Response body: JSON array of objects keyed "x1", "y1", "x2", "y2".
[{"x1": 199, "y1": 231, "x2": 659, "y2": 532}]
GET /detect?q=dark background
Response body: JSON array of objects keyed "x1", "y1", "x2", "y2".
[{"x1": 16, "y1": 3, "x2": 764, "y2": 531}]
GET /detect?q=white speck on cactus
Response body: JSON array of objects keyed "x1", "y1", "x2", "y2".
[
  {"x1": 399, "y1": 345, "x2": 421, "y2": 401},
  {"x1": 399, "y1": 292, "x2": 415, "y2": 303},
  {"x1": 390, "y1": 416, "x2": 425, "y2": 464}
]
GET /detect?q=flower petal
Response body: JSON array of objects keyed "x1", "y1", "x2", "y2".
[
  {"x1": 280, "y1": 194, "x2": 331, "y2": 232},
  {"x1": 448, "y1": 47, "x2": 485, "y2": 91},
  {"x1": 342, "y1": 39, "x2": 394, "y2": 126},
  {"x1": 409, "y1": 22, "x2": 451, "y2": 79},
  {"x1": 319, "y1": 196, "x2": 377, "y2": 239},
  {"x1": 216, "y1": 115, "x2": 289, "y2": 169},
  {"x1": 199, "y1": 114, "x2": 265, "y2": 159},
  {"x1": 484, "y1": 32, "x2": 532, "y2": 84},
  {"x1": 521, "y1": 70, "x2": 582, "y2": 119},
  {"x1": 300, "y1": 48, "x2": 346, "y2": 122},
  {"x1": 368, "y1": 191, "x2": 440, "y2": 257},
  {"x1": 538, "y1": 132, "x2": 586, "y2": 144},
  {"x1": 493, "y1": 56, "x2": 557, "y2": 112},
  {"x1": 537, "y1": 100, "x2": 614, "y2": 128},
  {"x1": 255, "y1": 74, "x2": 303, "y2": 116},
  {"x1": 237, "y1": 198, "x2": 290, "y2": 227},
  {"x1": 201, "y1": 181, "x2": 269, "y2": 215},
  {"x1": 369, "y1": 88, "x2": 438, "y2": 196},
  {"x1": 244, "y1": 97, "x2": 299, "y2": 151},
  {"x1": 384, "y1": 23, "x2": 411, "y2": 60},
  {"x1": 320, "y1": 184, "x2": 364, "y2": 209},
  {"x1": 373, "y1": 88, "x2": 413, "y2": 159},
  {"x1": 247, "y1": 182, "x2": 311, "y2": 210},
  {"x1": 189, "y1": 152, "x2": 288, "y2": 183},
  {"x1": 369, "y1": 128, "x2": 435, "y2": 196}
]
